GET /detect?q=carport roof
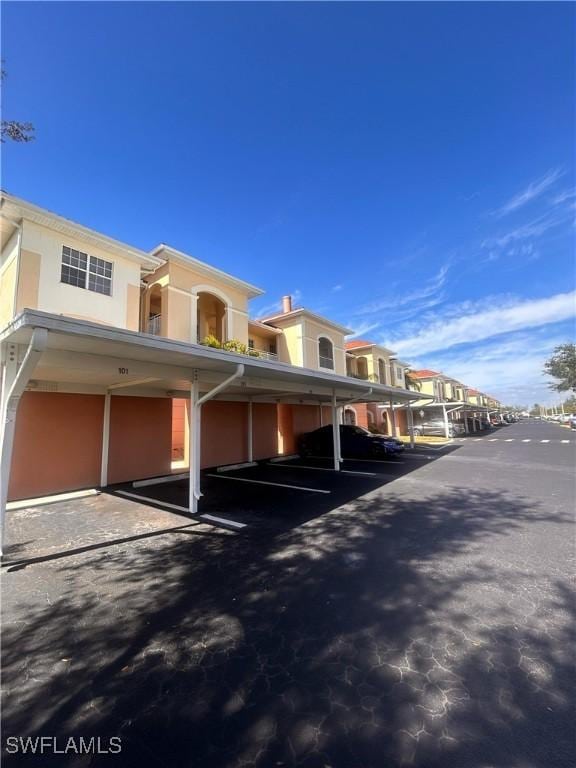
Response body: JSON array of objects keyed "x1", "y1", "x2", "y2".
[{"x1": 2, "y1": 311, "x2": 422, "y2": 405}]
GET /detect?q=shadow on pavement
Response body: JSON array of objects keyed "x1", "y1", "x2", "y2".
[{"x1": 2, "y1": 486, "x2": 574, "y2": 767}]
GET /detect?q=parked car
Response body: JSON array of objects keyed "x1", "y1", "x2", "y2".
[
  {"x1": 298, "y1": 425, "x2": 405, "y2": 458},
  {"x1": 411, "y1": 420, "x2": 465, "y2": 438}
]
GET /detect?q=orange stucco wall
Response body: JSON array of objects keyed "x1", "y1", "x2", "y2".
[
  {"x1": 277, "y1": 404, "x2": 296, "y2": 455},
  {"x1": 252, "y1": 403, "x2": 278, "y2": 460},
  {"x1": 201, "y1": 401, "x2": 247, "y2": 468},
  {"x1": 292, "y1": 404, "x2": 323, "y2": 438},
  {"x1": 9, "y1": 392, "x2": 104, "y2": 501},
  {"x1": 107, "y1": 396, "x2": 173, "y2": 484}
]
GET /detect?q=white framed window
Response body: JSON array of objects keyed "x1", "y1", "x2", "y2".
[
  {"x1": 318, "y1": 336, "x2": 334, "y2": 370},
  {"x1": 61, "y1": 246, "x2": 112, "y2": 296}
]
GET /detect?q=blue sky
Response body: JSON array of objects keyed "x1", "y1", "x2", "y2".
[{"x1": 2, "y1": 1, "x2": 574, "y2": 405}]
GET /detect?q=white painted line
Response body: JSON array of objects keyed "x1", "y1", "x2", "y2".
[
  {"x1": 216, "y1": 462, "x2": 257, "y2": 473},
  {"x1": 522, "y1": 439, "x2": 531, "y2": 443},
  {"x1": 200, "y1": 514, "x2": 246, "y2": 529},
  {"x1": 7, "y1": 488, "x2": 99, "y2": 511},
  {"x1": 205, "y1": 474, "x2": 330, "y2": 494},
  {"x1": 488, "y1": 438, "x2": 498, "y2": 442},
  {"x1": 307, "y1": 455, "x2": 405, "y2": 465},
  {"x1": 269, "y1": 454, "x2": 300, "y2": 463},
  {"x1": 561, "y1": 439, "x2": 570, "y2": 444},
  {"x1": 505, "y1": 439, "x2": 515, "y2": 442},
  {"x1": 540, "y1": 440, "x2": 550, "y2": 443},
  {"x1": 350, "y1": 459, "x2": 405, "y2": 465},
  {"x1": 133, "y1": 473, "x2": 188, "y2": 488},
  {"x1": 474, "y1": 438, "x2": 483, "y2": 441},
  {"x1": 267, "y1": 463, "x2": 377, "y2": 476},
  {"x1": 116, "y1": 490, "x2": 190, "y2": 514}
]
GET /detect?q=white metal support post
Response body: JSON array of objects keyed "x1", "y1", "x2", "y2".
[
  {"x1": 442, "y1": 404, "x2": 450, "y2": 439},
  {"x1": 188, "y1": 373, "x2": 199, "y2": 514},
  {"x1": 389, "y1": 400, "x2": 398, "y2": 437},
  {"x1": 331, "y1": 391, "x2": 342, "y2": 471},
  {"x1": 100, "y1": 392, "x2": 111, "y2": 487},
  {"x1": 407, "y1": 403, "x2": 415, "y2": 449},
  {"x1": 188, "y1": 364, "x2": 245, "y2": 514},
  {"x1": 0, "y1": 329, "x2": 48, "y2": 555},
  {"x1": 247, "y1": 398, "x2": 253, "y2": 463}
]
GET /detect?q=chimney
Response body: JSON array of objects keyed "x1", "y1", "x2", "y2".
[{"x1": 282, "y1": 295, "x2": 293, "y2": 314}]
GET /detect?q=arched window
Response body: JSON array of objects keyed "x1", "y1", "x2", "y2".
[
  {"x1": 318, "y1": 337, "x2": 334, "y2": 370},
  {"x1": 378, "y1": 358, "x2": 386, "y2": 384},
  {"x1": 344, "y1": 407, "x2": 357, "y2": 425}
]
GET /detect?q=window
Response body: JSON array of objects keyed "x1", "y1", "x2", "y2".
[
  {"x1": 318, "y1": 337, "x2": 334, "y2": 370},
  {"x1": 61, "y1": 246, "x2": 87, "y2": 288},
  {"x1": 88, "y1": 255, "x2": 113, "y2": 295},
  {"x1": 61, "y1": 246, "x2": 112, "y2": 296}
]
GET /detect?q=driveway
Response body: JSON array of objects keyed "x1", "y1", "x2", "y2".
[{"x1": 2, "y1": 421, "x2": 574, "y2": 767}]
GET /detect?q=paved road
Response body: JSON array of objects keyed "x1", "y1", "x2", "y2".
[{"x1": 2, "y1": 420, "x2": 574, "y2": 767}]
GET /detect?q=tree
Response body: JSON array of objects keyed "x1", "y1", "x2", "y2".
[
  {"x1": 1, "y1": 66, "x2": 34, "y2": 143},
  {"x1": 544, "y1": 343, "x2": 576, "y2": 393}
]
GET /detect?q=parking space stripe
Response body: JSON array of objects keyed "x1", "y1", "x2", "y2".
[
  {"x1": 505, "y1": 438, "x2": 515, "y2": 442},
  {"x1": 133, "y1": 473, "x2": 188, "y2": 488},
  {"x1": 522, "y1": 439, "x2": 531, "y2": 442},
  {"x1": 205, "y1": 474, "x2": 331, "y2": 493},
  {"x1": 116, "y1": 490, "x2": 190, "y2": 513},
  {"x1": 200, "y1": 514, "x2": 246, "y2": 529},
  {"x1": 541, "y1": 439, "x2": 550, "y2": 443},
  {"x1": 267, "y1": 464, "x2": 377, "y2": 477},
  {"x1": 341, "y1": 457, "x2": 406, "y2": 465},
  {"x1": 488, "y1": 438, "x2": 498, "y2": 442},
  {"x1": 561, "y1": 439, "x2": 570, "y2": 444}
]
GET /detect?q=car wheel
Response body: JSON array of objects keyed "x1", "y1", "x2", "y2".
[{"x1": 412, "y1": 428, "x2": 422, "y2": 437}]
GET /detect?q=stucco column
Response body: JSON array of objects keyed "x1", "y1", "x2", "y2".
[{"x1": 190, "y1": 293, "x2": 199, "y2": 344}]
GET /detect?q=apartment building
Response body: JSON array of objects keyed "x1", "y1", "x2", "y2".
[
  {"x1": 343, "y1": 341, "x2": 412, "y2": 434},
  {"x1": 0, "y1": 192, "x2": 421, "y2": 533},
  {"x1": 406, "y1": 369, "x2": 493, "y2": 434}
]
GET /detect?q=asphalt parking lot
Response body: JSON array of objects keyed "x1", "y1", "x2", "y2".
[
  {"x1": 110, "y1": 451, "x2": 439, "y2": 531},
  {"x1": 2, "y1": 420, "x2": 574, "y2": 768}
]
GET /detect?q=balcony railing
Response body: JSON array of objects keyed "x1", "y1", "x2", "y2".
[
  {"x1": 251, "y1": 349, "x2": 278, "y2": 362},
  {"x1": 147, "y1": 314, "x2": 161, "y2": 335}
]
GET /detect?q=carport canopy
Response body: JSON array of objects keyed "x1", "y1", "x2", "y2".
[{"x1": 0, "y1": 310, "x2": 421, "y2": 550}]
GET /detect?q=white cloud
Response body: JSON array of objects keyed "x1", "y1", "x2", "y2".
[
  {"x1": 355, "y1": 264, "x2": 450, "y2": 316},
  {"x1": 482, "y1": 212, "x2": 566, "y2": 251},
  {"x1": 552, "y1": 188, "x2": 576, "y2": 205},
  {"x1": 411, "y1": 331, "x2": 569, "y2": 406},
  {"x1": 493, "y1": 168, "x2": 563, "y2": 217},
  {"x1": 385, "y1": 291, "x2": 576, "y2": 358},
  {"x1": 346, "y1": 321, "x2": 381, "y2": 340},
  {"x1": 331, "y1": 284, "x2": 343, "y2": 292}
]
